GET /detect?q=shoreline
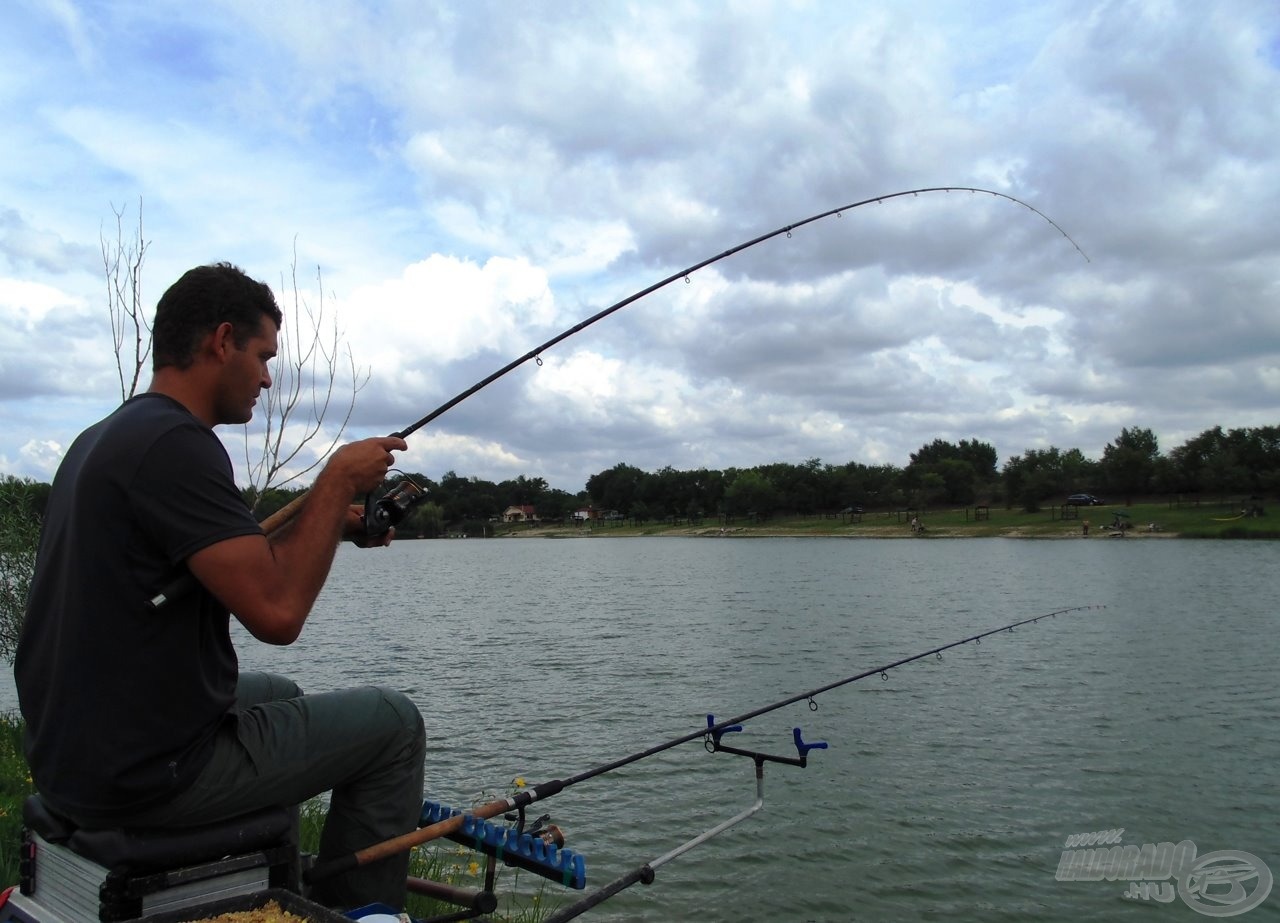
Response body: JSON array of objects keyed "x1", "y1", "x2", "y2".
[
  {"x1": 488, "y1": 523, "x2": 1185, "y2": 540},
  {"x1": 469, "y1": 502, "x2": 1273, "y2": 541}
]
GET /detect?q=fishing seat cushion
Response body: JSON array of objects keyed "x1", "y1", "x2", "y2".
[{"x1": 23, "y1": 794, "x2": 293, "y2": 873}]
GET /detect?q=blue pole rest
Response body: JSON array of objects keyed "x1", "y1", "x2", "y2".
[
  {"x1": 793, "y1": 727, "x2": 828, "y2": 758},
  {"x1": 418, "y1": 800, "x2": 587, "y2": 890},
  {"x1": 706, "y1": 713, "x2": 744, "y2": 744}
]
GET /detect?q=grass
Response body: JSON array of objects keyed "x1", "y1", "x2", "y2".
[
  {"x1": 493, "y1": 498, "x2": 1278, "y2": 540},
  {"x1": 0, "y1": 711, "x2": 34, "y2": 888}
]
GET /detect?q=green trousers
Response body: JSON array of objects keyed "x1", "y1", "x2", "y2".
[{"x1": 127, "y1": 673, "x2": 426, "y2": 911}]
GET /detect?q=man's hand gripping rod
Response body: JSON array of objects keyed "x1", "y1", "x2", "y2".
[{"x1": 145, "y1": 473, "x2": 427, "y2": 610}]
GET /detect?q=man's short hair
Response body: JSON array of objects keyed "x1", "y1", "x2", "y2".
[{"x1": 152, "y1": 263, "x2": 283, "y2": 370}]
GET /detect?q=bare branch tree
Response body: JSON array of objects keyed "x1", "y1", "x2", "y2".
[
  {"x1": 100, "y1": 213, "x2": 369, "y2": 515},
  {"x1": 101, "y1": 199, "x2": 151, "y2": 401},
  {"x1": 241, "y1": 242, "x2": 370, "y2": 512}
]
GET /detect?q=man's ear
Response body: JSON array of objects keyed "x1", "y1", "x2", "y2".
[{"x1": 207, "y1": 322, "x2": 237, "y2": 362}]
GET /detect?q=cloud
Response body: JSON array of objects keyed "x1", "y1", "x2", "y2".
[{"x1": 0, "y1": 210, "x2": 99, "y2": 275}]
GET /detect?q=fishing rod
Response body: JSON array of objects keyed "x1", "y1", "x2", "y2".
[
  {"x1": 306, "y1": 604, "x2": 1103, "y2": 889},
  {"x1": 152, "y1": 185, "x2": 1090, "y2": 604},
  {"x1": 151, "y1": 186, "x2": 1087, "y2": 608},
  {"x1": 387, "y1": 185, "x2": 1088, "y2": 444},
  {"x1": 267, "y1": 186, "x2": 1087, "y2": 532}
]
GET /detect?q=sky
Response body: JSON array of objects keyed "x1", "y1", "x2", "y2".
[{"x1": 1, "y1": 0, "x2": 1278, "y2": 494}]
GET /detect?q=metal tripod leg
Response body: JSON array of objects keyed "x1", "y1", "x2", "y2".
[{"x1": 543, "y1": 763, "x2": 767, "y2": 923}]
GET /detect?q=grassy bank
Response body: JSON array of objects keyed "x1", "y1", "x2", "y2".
[{"x1": 492, "y1": 500, "x2": 1277, "y2": 540}]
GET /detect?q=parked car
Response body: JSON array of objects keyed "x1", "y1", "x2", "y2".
[{"x1": 1066, "y1": 493, "x2": 1105, "y2": 506}]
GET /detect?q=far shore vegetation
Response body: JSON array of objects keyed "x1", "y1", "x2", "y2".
[
  {"x1": 251, "y1": 424, "x2": 1275, "y2": 539},
  {"x1": 278, "y1": 425, "x2": 1279, "y2": 538}
]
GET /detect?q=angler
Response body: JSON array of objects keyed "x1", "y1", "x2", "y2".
[{"x1": 5, "y1": 190, "x2": 1089, "y2": 923}]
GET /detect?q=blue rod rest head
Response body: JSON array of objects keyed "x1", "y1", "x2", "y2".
[
  {"x1": 706, "y1": 713, "x2": 744, "y2": 743},
  {"x1": 793, "y1": 727, "x2": 828, "y2": 757},
  {"x1": 420, "y1": 799, "x2": 461, "y2": 826}
]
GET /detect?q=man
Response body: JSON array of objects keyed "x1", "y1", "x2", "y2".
[{"x1": 15, "y1": 262, "x2": 425, "y2": 911}]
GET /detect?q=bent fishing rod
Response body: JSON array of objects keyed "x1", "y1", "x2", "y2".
[
  {"x1": 306, "y1": 603, "x2": 1104, "y2": 886},
  {"x1": 149, "y1": 186, "x2": 1086, "y2": 607},
  {"x1": 388, "y1": 186, "x2": 1088, "y2": 444},
  {"x1": 256, "y1": 186, "x2": 1087, "y2": 535}
]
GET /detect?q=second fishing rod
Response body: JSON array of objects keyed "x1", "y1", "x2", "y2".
[{"x1": 305, "y1": 603, "x2": 1105, "y2": 886}]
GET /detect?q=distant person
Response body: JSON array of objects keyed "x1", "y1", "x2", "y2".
[{"x1": 15, "y1": 262, "x2": 425, "y2": 911}]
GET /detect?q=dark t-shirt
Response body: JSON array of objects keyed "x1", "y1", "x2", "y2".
[{"x1": 15, "y1": 394, "x2": 263, "y2": 824}]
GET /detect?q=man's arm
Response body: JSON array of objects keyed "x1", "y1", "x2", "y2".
[{"x1": 187, "y1": 436, "x2": 406, "y2": 644}]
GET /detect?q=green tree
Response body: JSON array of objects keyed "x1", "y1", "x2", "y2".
[
  {"x1": 434, "y1": 471, "x2": 501, "y2": 522},
  {"x1": 0, "y1": 478, "x2": 43, "y2": 663},
  {"x1": 1059, "y1": 448, "x2": 1098, "y2": 494},
  {"x1": 1101, "y1": 427, "x2": 1160, "y2": 500},
  {"x1": 723, "y1": 470, "x2": 778, "y2": 517},
  {"x1": 646, "y1": 466, "x2": 721, "y2": 518},
  {"x1": 586, "y1": 463, "x2": 648, "y2": 514},
  {"x1": 918, "y1": 471, "x2": 948, "y2": 507},
  {"x1": 400, "y1": 500, "x2": 445, "y2": 538},
  {"x1": 534, "y1": 488, "x2": 578, "y2": 522},
  {"x1": 1002, "y1": 447, "x2": 1072, "y2": 512},
  {"x1": 906, "y1": 439, "x2": 994, "y2": 505},
  {"x1": 934, "y1": 458, "x2": 978, "y2": 505}
]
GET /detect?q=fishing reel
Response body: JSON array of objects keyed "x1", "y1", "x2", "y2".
[{"x1": 362, "y1": 471, "x2": 429, "y2": 539}]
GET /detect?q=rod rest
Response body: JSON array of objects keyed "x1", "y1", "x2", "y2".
[
  {"x1": 419, "y1": 800, "x2": 586, "y2": 890},
  {"x1": 23, "y1": 794, "x2": 294, "y2": 874}
]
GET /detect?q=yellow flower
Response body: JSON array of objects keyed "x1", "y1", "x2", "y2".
[
  {"x1": 467, "y1": 861, "x2": 480, "y2": 877},
  {"x1": 513, "y1": 777, "x2": 526, "y2": 789}
]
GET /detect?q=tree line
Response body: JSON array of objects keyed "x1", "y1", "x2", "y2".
[
  {"x1": 240, "y1": 422, "x2": 1280, "y2": 534},
  {"x1": 580, "y1": 425, "x2": 1278, "y2": 523}
]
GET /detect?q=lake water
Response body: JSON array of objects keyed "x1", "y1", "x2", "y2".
[
  {"x1": 8, "y1": 536, "x2": 1278, "y2": 920},
  {"x1": 239, "y1": 536, "x2": 1279, "y2": 922}
]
